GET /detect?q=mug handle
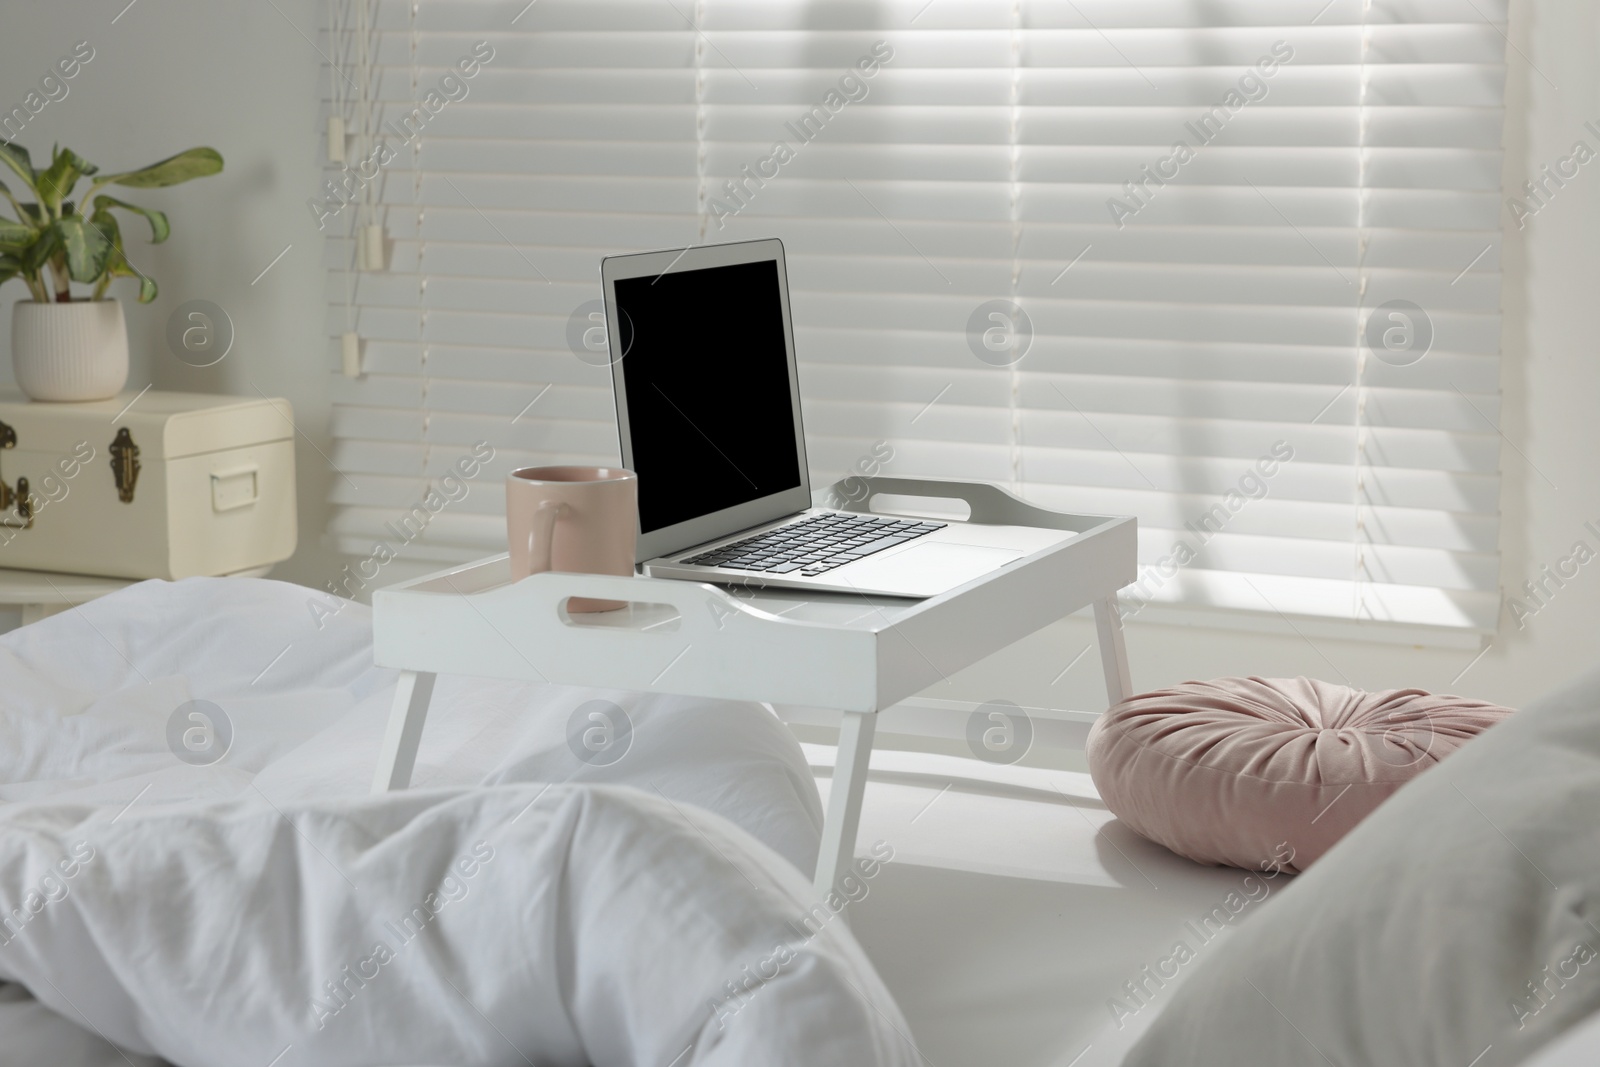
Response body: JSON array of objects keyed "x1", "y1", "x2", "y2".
[{"x1": 529, "y1": 500, "x2": 570, "y2": 574}]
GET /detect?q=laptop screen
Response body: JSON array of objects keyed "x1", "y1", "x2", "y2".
[{"x1": 611, "y1": 258, "x2": 804, "y2": 535}]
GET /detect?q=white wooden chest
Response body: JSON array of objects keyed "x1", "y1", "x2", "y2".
[{"x1": 0, "y1": 390, "x2": 297, "y2": 579}]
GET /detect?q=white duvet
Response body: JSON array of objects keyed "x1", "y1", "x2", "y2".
[{"x1": 0, "y1": 578, "x2": 919, "y2": 1066}]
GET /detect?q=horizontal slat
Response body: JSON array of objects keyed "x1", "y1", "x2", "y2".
[
  {"x1": 330, "y1": 372, "x2": 1502, "y2": 482},
  {"x1": 324, "y1": 277, "x2": 1504, "y2": 358},
  {"x1": 371, "y1": 139, "x2": 1501, "y2": 192},
  {"x1": 327, "y1": 321, "x2": 1503, "y2": 425},
  {"x1": 339, "y1": 67, "x2": 1507, "y2": 109},
  {"x1": 1114, "y1": 566, "x2": 1499, "y2": 631},
  {"x1": 323, "y1": 103, "x2": 1506, "y2": 149},
  {"x1": 324, "y1": 225, "x2": 1502, "y2": 274},
  {"x1": 800, "y1": 434, "x2": 1499, "y2": 513},
  {"x1": 319, "y1": 317, "x2": 1507, "y2": 444},
  {"x1": 352, "y1": 0, "x2": 1506, "y2": 35},
  {"x1": 337, "y1": 21, "x2": 1505, "y2": 69},
  {"x1": 323, "y1": 262, "x2": 1501, "y2": 319},
  {"x1": 350, "y1": 171, "x2": 1502, "y2": 229}
]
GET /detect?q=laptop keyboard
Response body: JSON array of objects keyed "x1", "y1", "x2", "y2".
[{"x1": 681, "y1": 513, "x2": 947, "y2": 577}]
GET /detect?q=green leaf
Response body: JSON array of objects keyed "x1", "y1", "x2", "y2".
[
  {"x1": 90, "y1": 210, "x2": 156, "y2": 302},
  {"x1": 20, "y1": 225, "x2": 58, "y2": 274},
  {"x1": 55, "y1": 216, "x2": 113, "y2": 283},
  {"x1": 107, "y1": 253, "x2": 157, "y2": 302},
  {"x1": 88, "y1": 206, "x2": 124, "y2": 268},
  {"x1": 0, "y1": 218, "x2": 36, "y2": 255},
  {"x1": 92, "y1": 195, "x2": 169, "y2": 243},
  {"x1": 36, "y1": 147, "x2": 95, "y2": 211},
  {"x1": 0, "y1": 144, "x2": 35, "y2": 194},
  {"x1": 89, "y1": 205, "x2": 122, "y2": 248},
  {"x1": 0, "y1": 177, "x2": 27, "y2": 219},
  {"x1": 0, "y1": 252, "x2": 20, "y2": 287},
  {"x1": 54, "y1": 145, "x2": 97, "y2": 178},
  {"x1": 105, "y1": 146, "x2": 223, "y2": 189}
]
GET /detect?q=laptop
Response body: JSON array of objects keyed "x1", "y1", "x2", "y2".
[{"x1": 599, "y1": 237, "x2": 1075, "y2": 598}]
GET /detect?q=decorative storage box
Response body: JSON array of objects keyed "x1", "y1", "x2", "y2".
[{"x1": 0, "y1": 390, "x2": 297, "y2": 580}]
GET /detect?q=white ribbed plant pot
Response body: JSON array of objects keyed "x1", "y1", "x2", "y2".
[{"x1": 11, "y1": 299, "x2": 130, "y2": 402}]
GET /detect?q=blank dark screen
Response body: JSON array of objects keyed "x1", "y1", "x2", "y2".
[{"x1": 613, "y1": 258, "x2": 803, "y2": 534}]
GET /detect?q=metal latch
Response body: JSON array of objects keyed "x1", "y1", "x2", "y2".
[
  {"x1": 110, "y1": 427, "x2": 140, "y2": 504},
  {"x1": 0, "y1": 421, "x2": 31, "y2": 529}
]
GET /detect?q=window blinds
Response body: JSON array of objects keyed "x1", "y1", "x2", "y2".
[{"x1": 320, "y1": 0, "x2": 1508, "y2": 633}]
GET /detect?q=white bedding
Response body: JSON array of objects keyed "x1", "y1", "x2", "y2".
[
  {"x1": 0, "y1": 578, "x2": 910, "y2": 1066},
  {"x1": 0, "y1": 577, "x2": 823, "y2": 872}
]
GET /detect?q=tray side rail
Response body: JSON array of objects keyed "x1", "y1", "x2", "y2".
[
  {"x1": 373, "y1": 568, "x2": 884, "y2": 710},
  {"x1": 870, "y1": 515, "x2": 1137, "y2": 708},
  {"x1": 821, "y1": 476, "x2": 1137, "y2": 708},
  {"x1": 832, "y1": 475, "x2": 1122, "y2": 533}
]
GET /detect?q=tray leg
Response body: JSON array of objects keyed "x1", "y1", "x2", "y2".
[
  {"x1": 371, "y1": 670, "x2": 437, "y2": 794},
  {"x1": 1094, "y1": 596, "x2": 1133, "y2": 708},
  {"x1": 814, "y1": 709, "x2": 877, "y2": 906}
]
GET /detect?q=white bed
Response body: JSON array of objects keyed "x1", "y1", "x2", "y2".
[{"x1": 0, "y1": 577, "x2": 916, "y2": 1066}]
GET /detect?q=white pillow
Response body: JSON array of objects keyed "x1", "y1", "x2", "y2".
[
  {"x1": 1122, "y1": 665, "x2": 1600, "y2": 1067},
  {"x1": 1521, "y1": 1008, "x2": 1600, "y2": 1067}
]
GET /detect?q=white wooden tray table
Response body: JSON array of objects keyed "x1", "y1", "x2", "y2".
[{"x1": 369, "y1": 477, "x2": 1137, "y2": 899}]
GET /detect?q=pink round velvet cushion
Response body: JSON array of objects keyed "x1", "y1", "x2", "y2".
[{"x1": 1085, "y1": 677, "x2": 1514, "y2": 873}]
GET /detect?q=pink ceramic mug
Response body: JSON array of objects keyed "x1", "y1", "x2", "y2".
[{"x1": 506, "y1": 466, "x2": 638, "y2": 612}]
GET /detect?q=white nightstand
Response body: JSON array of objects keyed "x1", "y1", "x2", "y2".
[
  {"x1": 0, "y1": 567, "x2": 136, "y2": 626},
  {"x1": 0, "y1": 563, "x2": 276, "y2": 630}
]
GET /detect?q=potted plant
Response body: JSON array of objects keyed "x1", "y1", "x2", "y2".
[{"x1": 0, "y1": 143, "x2": 223, "y2": 401}]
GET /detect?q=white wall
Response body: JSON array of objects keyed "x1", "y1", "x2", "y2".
[
  {"x1": 0, "y1": 0, "x2": 341, "y2": 590},
  {"x1": 2, "y1": 0, "x2": 1594, "y2": 715}
]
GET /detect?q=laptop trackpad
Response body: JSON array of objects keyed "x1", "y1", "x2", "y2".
[{"x1": 840, "y1": 542, "x2": 1022, "y2": 597}]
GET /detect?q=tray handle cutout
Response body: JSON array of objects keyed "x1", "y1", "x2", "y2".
[{"x1": 558, "y1": 599, "x2": 682, "y2": 633}]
